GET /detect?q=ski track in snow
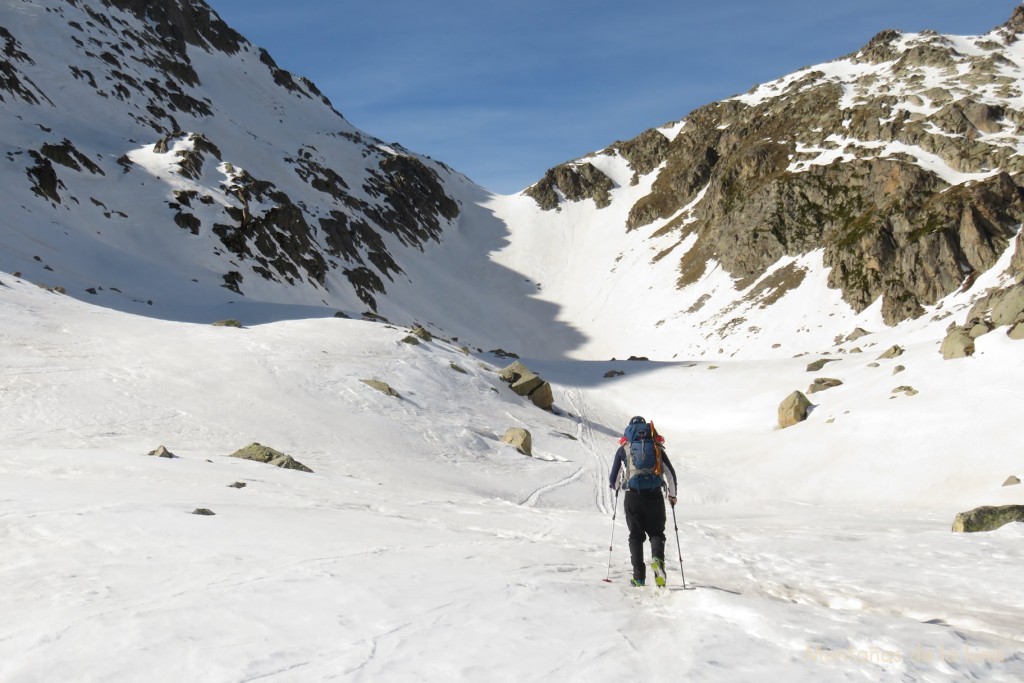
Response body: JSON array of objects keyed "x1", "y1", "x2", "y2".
[{"x1": 519, "y1": 387, "x2": 612, "y2": 513}]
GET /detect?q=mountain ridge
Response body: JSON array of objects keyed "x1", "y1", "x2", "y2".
[
  {"x1": 522, "y1": 7, "x2": 1024, "y2": 338},
  {"x1": 1, "y1": 0, "x2": 471, "y2": 321},
  {"x1": 2, "y1": 0, "x2": 1023, "y2": 360}
]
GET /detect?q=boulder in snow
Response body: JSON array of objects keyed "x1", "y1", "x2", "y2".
[
  {"x1": 499, "y1": 361, "x2": 555, "y2": 410},
  {"x1": 940, "y1": 327, "x2": 975, "y2": 359},
  {"x1": 967, "y1": 319, "x2": 994, "y2": 339},
  {"x1": 529, "y1": 382, "x2": 554, "y2": 410},
  {"x1": 1003, "y1": 475, "x2": 1021, "y2": 487},
  {"x1": 952, "y1": 505, "x2": 1024, "y2": 533},
  {"x1": 877, "y1": 345, "x2": 904, "y2": 360},
  {"x1": 845, "y1": 327, "x2": 871, "y2": 342},
  {"x1": 778, "y1": 391, "x2": 812, "y2": 429},
  {"x1": 147, "y1": 445, "x2": 177, "y2": 458},
  {"x1": 360, "y1": 379, "x2": 401, "y2": 398},
  {"x1": 501, "y1": 428, "x2": 533, "y2": 456},
  {"x1": 807, "y1": 377, "x2": 843, "y2": 394},
  {"x1": 500, "y1": 361, "x2": 541, "y2": 394},
  {"x1": 805, "y1": 358, "x2": 838, "y2": 372},
  {"x1": 230, "y1": 442, "x2": 313, "y2": 473}
]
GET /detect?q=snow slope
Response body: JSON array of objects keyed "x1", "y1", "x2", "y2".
[{"x1": 2, "y1": 273, "x2": 1022, "y2": 682}]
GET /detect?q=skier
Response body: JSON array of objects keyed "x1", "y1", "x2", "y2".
[{"x1": 609, "y1": 416, "x2": 677, "y2": 587}]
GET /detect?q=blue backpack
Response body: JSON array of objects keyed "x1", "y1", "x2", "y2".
[{"x1": 624, "y1": 422, "x2": 663, "y2": 490}]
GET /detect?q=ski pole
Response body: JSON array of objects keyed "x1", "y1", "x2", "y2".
[
  {"x1": 602, "y1": 489, "x2": 619, "y2": 583},
  {"x1": 671, "y1": 502, "x2": 686, "y2": 589}
]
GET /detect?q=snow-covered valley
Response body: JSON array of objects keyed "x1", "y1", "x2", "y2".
[{"x1": 2, "y1": 273, "x2": 1022, "y2": 682}]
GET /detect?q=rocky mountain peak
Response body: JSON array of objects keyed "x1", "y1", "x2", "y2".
[
  {"x1": 102, "y1": 0, "x2": 244, "y2": 56},
  {"x1": 1002, "y1": 5, "x2": 1024, "y2": 35}
]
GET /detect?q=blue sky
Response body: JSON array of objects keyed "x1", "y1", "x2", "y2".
[{"x1": 208, "y1": 1, "x2": 1020, "y2": 194}]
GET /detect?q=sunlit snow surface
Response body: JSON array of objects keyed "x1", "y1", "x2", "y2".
[{"x1": 2, "y1": 274, "x2": 1022, "y2": 682}]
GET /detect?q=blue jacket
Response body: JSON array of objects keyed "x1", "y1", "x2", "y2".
[{"x1": 610, "y1": 445, "x2": 677, "y2": 497}]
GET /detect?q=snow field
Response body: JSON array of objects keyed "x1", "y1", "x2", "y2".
[{"x1": 2, "y1": 274, "x2": 1023, "y2": 681}]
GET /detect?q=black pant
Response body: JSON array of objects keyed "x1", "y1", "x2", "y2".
[{"x1": 624, "y1": 489, "x2": 666, "y2": 581}]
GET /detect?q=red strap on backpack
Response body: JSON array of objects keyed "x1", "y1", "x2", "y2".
[{"x1": 649, "y1": 421, "x2": 664, "y2": 476}]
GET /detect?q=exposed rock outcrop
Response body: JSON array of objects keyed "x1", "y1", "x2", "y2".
[
  {"x1": 360, "y1": 379, "x2": 401, "y2": 398},
  {"x1": 970, "y1": 282, "x2": 1024, "y2": 326},
  {"x1": 941, "y1": 281, "x2": 1024, "y2": 350},
  {"x1": 410, "y1": 325, "x2": 432, "y2": 341},
  {"x1": 525, "y1": 162, "x2": 614, "y2": 210},
  {"x1": 230, "y1": 442, "x2": 313, "y2": 472},
  {"x1": 952, "y1": 505, "x2": 1024, "y2": 532},
  {"x1": 609, "y1": 129, "x2": 671, "y2": 184}
]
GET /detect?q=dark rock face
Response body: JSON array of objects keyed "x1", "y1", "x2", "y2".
[
  {"x1": 0, "y1": 26, "x2": 48, "y2": 105},
  {"x1": 26, "y1": 153, "x2": 64, "y2": 203},
  {"x1": 365, "y1": 154, "x2": 460, "y2": 246},
  {"x1": 525, "y1": 162, "x2": 614, "y2": 210},
  {"x1": 611, "y1": 129, "x2": 671, "y2": 184},
  {"x1": 101, "y1": 0, "x2": 245, "y2": 57}
]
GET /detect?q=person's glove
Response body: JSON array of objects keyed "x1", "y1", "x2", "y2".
[{"x1": 668, "y1": 496, "x2": 677, "y2": 506}]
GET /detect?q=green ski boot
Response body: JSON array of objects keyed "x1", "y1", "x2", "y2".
[{"x1": 651, "y1": 558, "x2": 667, "y2": 588}]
